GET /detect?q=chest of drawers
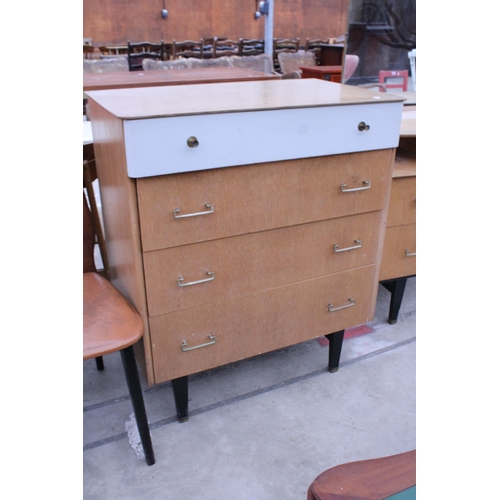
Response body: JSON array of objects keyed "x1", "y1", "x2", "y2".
[{"x1": 87, "y1": 79, "x2": 403, "y2": 420}]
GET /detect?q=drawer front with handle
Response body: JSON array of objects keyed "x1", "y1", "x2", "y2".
[
  {"x1": 149, "y1": 266, "x2": 376, "y2": 382},
  {"x1": 137, "y1": 149, "x2": 394, "y2": 251},
  {"x1": 387, "y1": 176, "x2": 416, "y2": 227},
  {"x1": 143, "y1": 211, "x2": 381, "y2": 316},
  {"x1": 379, "y1": 224, "x2": 416, "y2": 281},
  {"x1": 124, "y1": 103, "x2": 402, "y2": 178}
]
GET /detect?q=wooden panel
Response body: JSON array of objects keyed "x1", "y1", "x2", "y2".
[
  {"x1": 149, "y1": 266, "x2": 375, "y2": 382},
  {"x1": 137, "y1": 150, "x2": 394, "y2": 251},
  {"x1": 83, "y1": 0, "x2": 349, "y2": 48},
  {"x1": 143, "y1": 212, "x2": 381, "y2": 316},
  {"x1": 379, "y1": 224, "x2": 416, "y2": 281},
  {"x1": 387, "y1": 176, "x2": 416, "y2": 227}
]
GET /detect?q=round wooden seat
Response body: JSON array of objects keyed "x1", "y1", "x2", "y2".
[{"x1": 307, "y1": 450, "x2": 416, "y2": 500}]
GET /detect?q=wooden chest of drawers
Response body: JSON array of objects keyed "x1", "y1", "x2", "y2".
[{"x1": 87, "y1": 79, "x2": 404, "y2": 419}]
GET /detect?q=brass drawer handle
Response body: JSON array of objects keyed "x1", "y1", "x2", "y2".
[
  {"x1": 181, "y1": 335, "x2": 216, "y2": 352},
  {"x1": 405, "y1": 249, "x2": 416, "y2": 257},
  {"x1": 328, "y1": 298, "x2": 356, "y2": 312},
  {"x1": 173, "y1": 204, "x2": 214, "y2": 219},
  {"x1": 340, "y1": 180, "x2": 371, "y2": 192},
  {"x1": 177, "y1": 271, "x2": 215, "y2": 287},
  {"x1": 187, "y1": 136, "x2": 199, "y2": 148},
  {"x1": 334, "y1": 240, "x2": 362, "y2": 253},
  {"x1": 358, "y1": 121, "x2": 370, "y2": 131}
]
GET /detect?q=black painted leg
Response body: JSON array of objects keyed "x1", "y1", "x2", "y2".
[
  {"x1": 120, "y1": 346, "x2": 155, "y2": 466},
  {"x1": 382, "y1": 277, "x2": 408, "y2": 324},
  {"x1": 325, "y1": 330, "x2": 345, "y2": 373},
  {"x1": 171, "y1": 376, "x2": 189, "y2": 423},
  {"x1": 95, "y1": 356, "x2": 104, "y2": 371}
]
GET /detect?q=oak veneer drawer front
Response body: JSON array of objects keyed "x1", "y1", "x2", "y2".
[
  {"x1": 123, "y1": 103, "x2": 402, "y2": 178},
  {"x1": 379, "y1": 224, "x2": 416, "y2": 281},
  {"x1": 149, "y1": 266, "x2": 375, "y2": 382},
  {"x1": 137, "y1": 150, "x2": 393, "y2": 251},
  {"x1": 387, "y1": 176, "x2": 416, "y2": 227},
  {"x1": 143, "y1": 212, "x2": 381, "y2": 316}
]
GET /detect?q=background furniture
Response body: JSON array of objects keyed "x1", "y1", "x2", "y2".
[
  {"x1": 83, "y1": 194, "x2": 155, "y2": 466},
  {"x1": 379, "y1": 106, "x2": 416, "y2": 324},
  {"x1": 83, "y1": 45, "x2": 95, "y2": 59},
  {"x1": 127, "y1": 40, "x2": 164, "y2": 71},
  {"x1": 408, "y1": 49, "x2": 416, "y2": 91},
  {"x1": 83, "y1": 66, "x2": 279, "y2": 92},
  {"x1": 172, "y1": 39, "x2": 204, "y2": 59},
  {"x1": 87, "y1": 79, "x2": 403, "y2": 422},
  {"x1": 319, "y1": 43, "x2": 344, "y2": 65},
  {"x1": 307, "y1": 450, "x2": 416, "y2": 500},
  {"x1": 83, "y1": 57, "x2": 128, "y2": 74},
  {"x1": 277, "y1": 50, "x2": 316, "y2": 75},
  {"x1": 301, "y1": 65, "x2": 342, "y2": 82},
  {"x1": 239, "y1": 38, "x2": 265, "y2": 56},
  {"x1": 379, "y1": 70, "x2": 409, "y2": 91},
  {"x1": 212, "y1": 37, "x2": 241, "y2": 58}
]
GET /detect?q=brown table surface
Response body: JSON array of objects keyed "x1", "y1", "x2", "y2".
[
  {"x1": 300, "y1": 65, "x2": 343, "y2": 74},
  {"x1": 83, "y1": 67, "x2": 280, "y2": 92}
]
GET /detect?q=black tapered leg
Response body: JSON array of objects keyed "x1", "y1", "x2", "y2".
[
  {"x1": 171, "y1": 376, "x2": 189, "y2": 423},
  {"x1": 382, "y1": 277, "x2": 408, "y2": 325},
  {"x1": 325, "y1": 330, "x2": 345, "y2": 373},
  {"x1": 120, "y1": 345, "x2": 155, "y2": 466},
  {"x1": 95, "y1": 356, "x2": 104, "y2": 371}
]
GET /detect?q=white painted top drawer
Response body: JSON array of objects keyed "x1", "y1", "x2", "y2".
[{"x1": 123, "y1": 102, "x2": 402, "y2": 178}]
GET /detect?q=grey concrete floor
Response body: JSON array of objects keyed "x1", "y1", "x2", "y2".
[{"x1": 83, "y1": 277, "x2": 416, "y2": 499}]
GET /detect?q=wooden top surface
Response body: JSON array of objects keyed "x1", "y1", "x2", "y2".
[
  {"x1": 300, "y1": 65, "x2": 343, "y2": 73},
  {"x1": 400, "y1": 105, "x2": 416, "y2": 137},
  {"x1": 86, "y1": 79, "x2": 405, "y2": 120},
  {"x1": 83, "y1": 67, "x2": 280, "y2": 92}
]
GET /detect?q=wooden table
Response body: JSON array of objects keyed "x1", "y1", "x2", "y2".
[
  {"x1": 300, "y1": 65, "x2": 343, "y2": 82},
  {"x1": 83, "y1": 67, "x2": 280, "y2": 92}
]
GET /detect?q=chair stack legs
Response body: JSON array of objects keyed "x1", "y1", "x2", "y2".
[{"x1": 120, "y1": 346, "x2": 156, "y2": 466}]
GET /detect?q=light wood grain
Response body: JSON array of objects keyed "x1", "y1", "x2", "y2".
[
  {"x1": 86, "y1": 79, "x2": 405, "y2": 120},
  {"x1": 143, "y1": 212, "x2": 381, "y2": 316},
  {"x1": 386, "y1": 176, "x2": 416, "y2": 227},
  {"x1": 137, "y1": 150, "x2": 394, "y2": 251},
  {"x1": 379, "y1": 224, "x2": 416, "y2": 281},
  {"x1": 149, "y1": 266, "x2": 376, "y2": 382}
]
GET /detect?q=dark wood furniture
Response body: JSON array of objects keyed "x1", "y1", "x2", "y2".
[
  {"x1": 212, "y1": 37, "x2": 241, "y2": 58},
  {"x1": 307, "y1": 450, "x2": 416, "y2": 500},
  {"x1": 300, "y1": 65, "x2": 343, "y2": 82},
  {"x1": 127, "y1": 40, "x2": 164, "y2": 71},
  {"x1": 319, "y1": 43, "x2": 344, "y2": 66},
  {"x1": 83, "y1": 67, "x2": 280, "y2": 92},
  {"x1": 172, "y1": 39, "x2": 204, "y2": 59},
  {"x1": 240, "y1": 38, "x2": 265, "y2": 56}
]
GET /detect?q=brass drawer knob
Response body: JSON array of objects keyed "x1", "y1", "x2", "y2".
[
  {"x1": 358, "y1": 121, "x2": 370, "y2": 131},
  {"x1": 187, "y1": 136, "x2": 199, "y2": 148}
]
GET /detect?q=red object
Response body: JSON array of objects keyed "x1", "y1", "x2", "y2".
[{"x1": 379, "y1": 70, "x2": 408, "y2": 91}]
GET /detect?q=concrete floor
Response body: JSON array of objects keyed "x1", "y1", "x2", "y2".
[{"x1": 83, "y1": 276, "x2": 416, "y2": 499}]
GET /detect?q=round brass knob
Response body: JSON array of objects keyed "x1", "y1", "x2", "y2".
[
  {"x1": 187, "y1": 136, "x2": 199, "y2": 148},
  {"x1": 358, "y1": 122, "x2": 370, "y2": 131}
]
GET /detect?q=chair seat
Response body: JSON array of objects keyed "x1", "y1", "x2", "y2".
[
  {"x1": 83, "y1": 272, "x2": 143, "y2": 360},
  {"x1": 307, "y1": 450, "x2": 416, "y2": 500}
]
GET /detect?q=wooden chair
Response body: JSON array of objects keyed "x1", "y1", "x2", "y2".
[
  {"x1": 83, "y1": 45, "x2": 95, "y2": 59},
  {"x1": 272, "y1": 37, "x2": 300, "y2": 69},
  {"x1": 83, "y1": 57, "x2": 128, "y2": 74},
  {"x1": 239, "y1": 38, "x2": 265, "y2": 56},
  {"x1": 229, "y1": 54, "x2": 276, "y2": 74},
  {"x1": 172, "y1": 39, "x2": 204, "y2": 59},
  {"x1": 212, "y1": 37, "x2": 242, "y2": 58},
  {"x1": 277, "y1": 50, "x2": 316, "y2": 75},
  {"x1": 127, "y1": 40, "x2": 164, "y2": 71},
  {"x1": 83, "y1": 194, "x2": 155, "y2": 466},
  {"x1": 304, "y1": 38, "x2": 329, "y2": 65},
  {"x1": 98, "y1": 46, "x2": 110, "y2": 56},
  {"x1": 379, "y1": 69, "x2": 409, "y2": 91}
]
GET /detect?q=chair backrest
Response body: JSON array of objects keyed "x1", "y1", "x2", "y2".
[
  {"x1": 378, "y1": 69, "x2": 408, "y2": 91},
  {"x1": 212, "y1": 37, "x2": 242, "y2": 58},
  {"x1": 277, "y1": 50, "x2": 316, "y2": 75},
  {"x1": 83, "y1": 57, "x2": 129, "y2": 74},
  {"x1": 142, "y1": 58, "x2": 192, "y2": 70},
  {"x1": 83, "y1": 193, "x2": 97, "y2": 273},
  {"x1": 229, "y1": 54, "x2": 275, "y2": 74},
  {"x1": 127, "y1": 40, "x2": 164, "y2": 71},
  {"x1": 239, "y1": 38, "x2": 265, "y2": 56},
  {"x1": 172, "y1": 39, "x2": 204, "y2": 59},
  {"x1": 343, "y1": 54, "x2": 360, "y2": 82},
  {"x1": 83, "y1": 45, "x2": 95, "y2": 59},
  {"x1": 304, "y1": 38, "x2": 329, "y2": 65}
]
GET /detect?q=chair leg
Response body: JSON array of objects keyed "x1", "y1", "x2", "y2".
[
  {"x1": 120, "y1": 345, "x2": 155, "y2": 466},
  {"x1": 325, "y1": 330, "x2": 345, "y2": 373},
  {"x1": 95, "y1": 356, "x2": 104, "y2": 370},
  {"x1": 171, "y1": 376, "x2": 189, "y2": 423}
]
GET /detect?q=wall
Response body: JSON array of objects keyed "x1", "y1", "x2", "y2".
[{"x1": 83, "y1": 0, "x2": 349, "y2": 46}]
